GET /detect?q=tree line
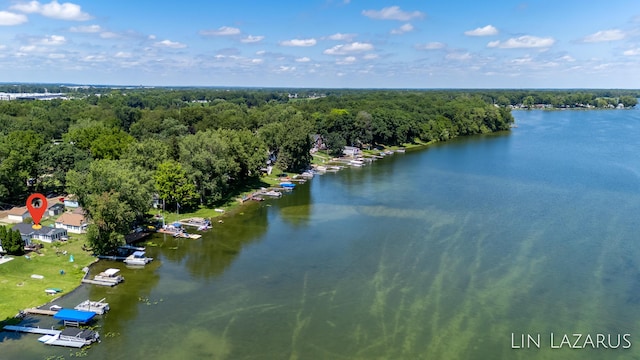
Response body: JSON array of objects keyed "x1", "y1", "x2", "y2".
[{"x1": 0, "y1": 87, "x2": 519, "y2": 254}]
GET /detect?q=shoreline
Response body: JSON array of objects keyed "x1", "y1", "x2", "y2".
[{"x1": 0, "y1": 136, "x2": 488, "y2": 326}]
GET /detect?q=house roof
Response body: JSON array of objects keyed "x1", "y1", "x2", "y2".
[
  {"x1": 12, "y1": 223, "x2": 67, "y2": 237},
  {"x1": 7, "y1": 207, "x2": 29, "y2": 216},
  {"x1": 47, "y1": 203, "x2": 64, "y2": 210},
  {"x1": 55, "y1": 213, "x2": 86, "y2": 227}
]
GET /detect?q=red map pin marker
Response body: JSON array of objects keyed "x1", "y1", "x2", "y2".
[{"x1": 26, "y1": 193, "x2": 47, "y2": 230}]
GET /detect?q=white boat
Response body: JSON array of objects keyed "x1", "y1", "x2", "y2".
[
  {"x1": 93, "y1": 268, "x2": 124, "y2": 284},
  {"x1": 124, "y1": 251, "x2": 153, "y2": 266},
  {"x1": 38, "y1": 328, "x2": 100, "y2": 347},
  {"x1": 74, "y1": 298, "x2": 110, "y2": 315},
  {"x1": 349, "y1": 159, "x2": 364, "y2": 167}
]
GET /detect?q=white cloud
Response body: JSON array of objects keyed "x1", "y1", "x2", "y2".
[
  {"x1": 69, "y1": 24, "x2": 101, "y2": 33},
  {"x1": 391, "y1": 23, "x2": 414, "y2": 35},
  {"x1": 38, "y1": 34, "x2": 66, "y2": 45},
  {"x1": 445, "y1": 52, "x2": 472, "y2": 61},
  {"x1": 148, "y1": 34, "x2": 156, "y2": 40},
  {"x1": 19, "y1": 45, "x2": 39, "y2": 52},
  {"x1": 276, "y1": 66, "x2": 296, "y2": 73},
  {"x1": 251, "y1": 58, "x2": 263, "y2": 64},
  {"x1": 114, "y1": 51, "x2": 132, "y2": 58},
  {"x1": 0, "y1": 11, "x2": 28, "y2": 25},
  {"x1": 100, "y1": 32, "x2": 119, "y2": 39},
  {"x1": 48, "y1": 53, "x2": 65, "y2": 59},
  {"x1": 559, "y1": 55, "x2": 575, "y2": 62},
  {"x1": 154, "y1": 39, "x2": 187, "y2": 49},
  {"x1": 323, "y1": 42, "x2": 374, "y2": 55},
  {"x1": 363, "y1": 53, "x2": 378, "y2": 60},
  {"x1": 240, "y1": 35, "x2": 264, "y2": 43},
  {"x1": 623, "y1": 48, "x2": 640, "y2": 56},
  {"x1": 295, "y1": 57, "x2": 311, "y2": 62},
  {"x1": 11, "y1": 1, "x2": 92, "y2": 21},
  {"x1": 280, "y1": 38, "x2": 317, "y2": 47},
  {"x1": 200, "y1": 26, "x2": 241, "y2": 36},
  {"x1": 464, "y1": 25, "x2": 498, "y2": 36},
  {"x1": 362, "y1": 6, "x2": 425, "y2": 21},
  {"x1": 328, "y1": 33, "x2": 356, "y2": 41},
  {"x1": 487, "y1": 35, "x2": 555, "y2": 49},
  {"x1": 337, "y1": 56, "x2": 356, "y2": 64},
  {"x1": 582, "y1": 29, "x2": 625, "y2": 43},
  {"x1": 256, "y1": 50, "x2": 266, "y2": 55},
  {"x1": 415, "y1": 42, "x2": 446, "y2": 50}
]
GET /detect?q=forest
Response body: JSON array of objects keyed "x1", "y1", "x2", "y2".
[{"x1": 3, "y1": 86, "x2": 633, "y2": 253}]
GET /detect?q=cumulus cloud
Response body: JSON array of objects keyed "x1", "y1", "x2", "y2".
[
  {"x1": 114, "y1": 51, "x2": 132, "y2": 58},
  {"x1": 280, "y1": 38, "x2": 317, "y2": 47},
  {"x1": 582, "y1": 29, "x2": 625, "y2": 43},
  {"x1": 154, "y1": 39, "x2": 187, "y2": 49},
  {"x1": 362, "y1": 6, "x2": 425, "y2": 21},
  {"x1": 323, "y1": 42, "x2": 373, "y2": 55},
  {"x1": 363, "y1": 53, "x2": 378, "y2": 60},
  {"x1": 328, "y1": 33, "x2": 356, "y2": 41},
  {"x1": 487, "y1": 35, "x2": 555, "y2": 49},
  {"x1": 623, "y1": 48, "x2": 640, "y2": 56},
  {"x1": 11, "y1": 0, "x2": 92, "y2": 21},
  {"x1": 69, "y1": 24, "x2": 101, "y2": 33},
  {"x1": 200, "y1": 26, "x2": 241, "y2": 36},
  {"x1": 295, "y1": 57, "x2": 311, "y2": 62},
  {"x1": 415, "y1": 42, "x2": 446, "y2": 50},
  {"x1": 464, "y1": 25, "x2": 498, "y2": 36},
  {"x1": 240, "y1": 35, "x2": 264, "y2": 43},
  {"x1": 391, "y1": 23, "x2": 414, "y2": 35},
  {"x1": 34, "y1": 34, "x2": 66, "y2": 45},
  {"x1": 0, "y1": 11, "x2": 28, "y2": 25},
  {"x1": 337, "y1": 56, "x2": 357, "y2": 64}
]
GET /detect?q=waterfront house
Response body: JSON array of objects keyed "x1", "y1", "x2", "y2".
[
  {"x1": 55, "y1": 213, "x2": 88, "y2": 234},
  {"x1": 7, "y1": 207, "x2": 30, "y2": 223},
  {"x1": 343, "y1": 146, "x2": 361, "y2": 157},
  {"x1": 12, "y1": 223, "x2": 68, "y2": 244}
]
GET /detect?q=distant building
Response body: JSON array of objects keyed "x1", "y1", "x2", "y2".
[
  {"x1": 7, "y1": 207, "x2": 30, "y2": 223},
  {"x1": 343, "y1": 146, "x2": 361, "y2": 157}
]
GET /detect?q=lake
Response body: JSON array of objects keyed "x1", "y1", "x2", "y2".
[{"x1": 2, "y1": 108, "x2": 640, "y2": 359}]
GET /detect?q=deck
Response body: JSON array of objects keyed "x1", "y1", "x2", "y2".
[{"x1": 3, "y1": 325, "x2": 60, "y2": 335}]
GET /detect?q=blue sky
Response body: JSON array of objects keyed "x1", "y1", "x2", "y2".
[{"x1": 0, "y1": 0, "x2": 639, "y2": 88}]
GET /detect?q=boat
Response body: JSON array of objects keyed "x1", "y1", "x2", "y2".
[
  {"x1": 280, "y1": 182, "x2": 296, "y2": 188},
  {"x1": 124, "y1": 251, "x2": 153, "y2": 266},
  {"x1": 74, "y1": 298, "x2": 110, "y2": 315},
  {"x1": 38, "y1": 328, "x2": 100, "y2": 347},
  {"x1": 349, "y1": 159, "x2": 364, "y2": 167},
  {"x1": 49, "y1": 305, "x2": 62, "y2": 311},
  {"x1": 45, "y1": 288, "x2": 63, "y2": 295},
  {"x1": 93, "y1": 268, "x2": 124, "y2": 284}
]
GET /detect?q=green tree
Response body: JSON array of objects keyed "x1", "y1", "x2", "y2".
[
  {"x1": 66, "y1": 160, "x2": 152, "y2": 254},
  {"x1": 154, "y1": 161, "x2": 198, "y2": 211}
]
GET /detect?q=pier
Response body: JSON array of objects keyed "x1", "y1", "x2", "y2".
[
  {"x1": 23, "y1": 308, "x2": 58, "y2": 316},
  {"x1": 81, "y1": 278, "x2": 118, "y2": 286},
  {"x1": 3, "y1": 325, "x2": 61, "y2": 336}
]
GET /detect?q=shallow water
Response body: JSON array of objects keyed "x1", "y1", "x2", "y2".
[{"x1": 2, "y1": 108, "x2": 640, "y2": 359}]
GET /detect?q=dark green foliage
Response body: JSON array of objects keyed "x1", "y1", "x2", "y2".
[{"x1": 0, "y1": 226, "x2": 24, "y2": 255}]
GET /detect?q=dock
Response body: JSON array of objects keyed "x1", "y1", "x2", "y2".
[
  {"x1": 23, "y1": 308, "x2": 58, "y2": 316},
  {"x1": 81, "y1": 278, "x2": 118, "y2": 286},
  {"x1": 4, "y1": 325, "x2": 61, "y2": 336}
]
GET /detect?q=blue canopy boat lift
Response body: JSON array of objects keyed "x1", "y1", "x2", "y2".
[{"x1": 53, "y1": 309, "x2": 96, "y2": 327}]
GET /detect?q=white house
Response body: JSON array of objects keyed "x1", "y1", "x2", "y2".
[
  {"x1": 343, "y1": 146, "x2": 361, "y2": 157},
  {"x1": 55, "y1": 213, "x2": 88, "y2": 234}
]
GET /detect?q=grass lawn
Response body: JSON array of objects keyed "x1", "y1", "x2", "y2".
[{"x1": 0, "y1": 233, "x2": 95, "y2": 323}]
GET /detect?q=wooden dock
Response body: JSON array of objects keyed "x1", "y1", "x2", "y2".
[
  {"x1": 81, "y1": 278, "x2": 117, "y2": 286},
  {"x1": 23, "y1": 308, "x2": 58, "y2": 316}
]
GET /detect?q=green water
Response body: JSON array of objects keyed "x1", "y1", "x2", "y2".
[{"x1": 3, "y1": 109, "x2": 640, "y2": 359}]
